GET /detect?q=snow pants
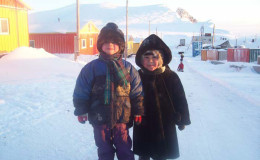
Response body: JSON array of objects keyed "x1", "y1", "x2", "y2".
[{"x1": 93, "y1": 123, "x2": 134, "y2": 160}]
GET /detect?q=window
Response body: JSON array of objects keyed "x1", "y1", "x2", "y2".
[
  {"x1": 0, "y1": 18, "x2": 9, "y2": 35},
  {"x1": 89, "y1": 38, "x2": 93, "y2": 47},
  {"x1": 29, "y1": 40, "x2": 35, "y2": 48},
  {"x1": 82, "y1": 39, "x2": 86, "y2": 49}
]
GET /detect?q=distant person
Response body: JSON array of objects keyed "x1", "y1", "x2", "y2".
[
  {"x1": 133, "y1": 34, "x2": 191, "y2": 160},
  {"x1": 178, "y1": 52, "x2": 184, "y2": 72},
  {"x1": 73, "y1": 22, "x2": 144, "y2": 160},
  {"x1": 177, "y1": 61, "x2": 184, "y2": 72},
  {"x1": 180, "y1": 52, "x2": 184, "y2": 62}
]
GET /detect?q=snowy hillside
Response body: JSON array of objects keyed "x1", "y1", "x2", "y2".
[
  {"x1": 0, "y1": 47, "x2": 259, "y2": 160},
  {"x1": 28, "y1": 4, "x2": 229, "y2": 45}
]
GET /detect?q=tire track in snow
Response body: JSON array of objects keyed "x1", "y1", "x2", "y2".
[
  {"x1": 186, "y1": 60, "x2": 259, "y2": 107},
  {"x1": 174, "y1": 58, "x2": 260, "y2": 160}
]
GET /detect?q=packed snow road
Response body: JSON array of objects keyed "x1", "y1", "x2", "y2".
[
  {"x1": 0, "y1": 48, "x2": 259, "y2": 160},
  {"x1": 172, "y1": 57, "x2": 260, "y2": 160}
]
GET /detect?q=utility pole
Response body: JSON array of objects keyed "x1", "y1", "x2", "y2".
[
  {"x1": 200, "y1": 25, "x2": 204, "y2": 42},
  {"x1": 212, "y1": 24, "x2": 215, "y2": 48},
  {"x1": 235, "y1": 36, "x2": 237, "y2": 48},
  {"x1": 124, "y1": 0, "x2": 128, "y2": 60},
  {"x1": 74, "y1": 0, "x2": 80, "y2": 61}
]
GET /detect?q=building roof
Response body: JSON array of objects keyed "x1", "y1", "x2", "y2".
[
  {"x1": 80, "y1": 21, "x2": 99, "y2": 34},
  {"x1": 17, "y1": 0, "x2": 31, "y2": 10}
]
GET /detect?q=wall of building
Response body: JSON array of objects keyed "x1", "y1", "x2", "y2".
[{"x1": 0, "y1": 6, "x2": 29, "y2": 52}]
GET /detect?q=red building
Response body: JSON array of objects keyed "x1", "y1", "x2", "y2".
[
  {"x1": 29, "y1": 21, "x2": 99, "y2": 55},
  {"x1": 227, "y1": 48, "x2": 250, "y2": 62}
]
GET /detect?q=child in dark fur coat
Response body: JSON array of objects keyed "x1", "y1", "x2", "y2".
[{"x1": 133, "y1": 34, "x2": 191, "y2": 160}]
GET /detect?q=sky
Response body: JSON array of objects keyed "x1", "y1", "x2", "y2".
[
  {"x1": 23, "y1": 0, "x2": 260, "y2": 37},
  {"x1": 0, "y1": 47, "x2": 259, "y2": 160}
]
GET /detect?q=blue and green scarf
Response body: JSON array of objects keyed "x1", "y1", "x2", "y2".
[{"x1": 99, "y1": 52, "x2": 130, "y2": 105}]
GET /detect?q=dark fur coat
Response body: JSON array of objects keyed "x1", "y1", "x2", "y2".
[
  {"x1": 133, "y1": 68, "x2": 191, "y2": 159},
  {"x1": 133, "y1": 34, "x2": 191, "y2": 159}
]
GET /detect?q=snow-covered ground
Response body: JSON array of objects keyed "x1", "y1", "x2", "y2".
[{"x1": 0, "y1": 47, "x2": 259, "y2": 160}]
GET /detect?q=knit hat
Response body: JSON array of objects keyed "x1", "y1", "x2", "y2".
[
  {"x1": 136, "y1": 34, "x2": 172, "y2": 68},
  {"x1": 97, "y1": 22, "x2": 125, "y2": 54}
]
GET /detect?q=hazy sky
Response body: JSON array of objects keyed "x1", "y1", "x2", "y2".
[{"x1": 23, "y1": 0, "x2": 260, "y2": 37}]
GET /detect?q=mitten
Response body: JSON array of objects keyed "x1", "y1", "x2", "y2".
[
  {"x1": 178, "y1": 125, "x2": 185, "y2": 131},
  {"x1": 78, "y1": 114, "x2": 88, "y2": 124},
  {"x1": 134, "y1": 115, "x2": 142, "y2": 125}
]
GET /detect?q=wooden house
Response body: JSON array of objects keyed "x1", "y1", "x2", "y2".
[
  {"x1": 126, "y1": 35, "x2": 142, "y2": 56},
  {"x1": 0, "y1": 0, "x2": 31, "y2": 53},
  {"x1": 29, "y1": 21, "x2": 99, "y2": 55},
  {"x1": 127, "y1": 35, "x2": 134, "y2": 56}
]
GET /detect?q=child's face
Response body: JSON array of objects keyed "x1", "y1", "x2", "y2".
[
  {"x1": 102, "y1": 42, "x2": 120, "y2": 55},
  {"x1": 142, "y1": 54, "x2": 159, "y2": 71}
]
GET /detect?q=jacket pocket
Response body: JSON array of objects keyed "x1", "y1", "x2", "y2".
[
  {"x1": 92, "y1": 76, "x2": 106, "y2": 95},
  {"x1": 89, "y1": 103, "x2": 110, "y2": 125}
]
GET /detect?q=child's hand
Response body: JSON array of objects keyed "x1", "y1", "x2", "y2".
[
  {"x1": 178, "y1": 125, "x2": 185, "y2": 131},
  {"x1": 78, "y1": 114, "x2": 88, "y2": 124},
  {"x1": 134, "y1": 115, "x2": 142, "y2": 125}
]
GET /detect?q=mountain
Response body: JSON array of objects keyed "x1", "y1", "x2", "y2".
[{"x1": 28, "y1": 4, "x2": 230, "y2": 47}]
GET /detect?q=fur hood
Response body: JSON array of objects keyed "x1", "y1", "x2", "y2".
[
  {"x1": 97, "y1": 22, "x2": 125, "y2": 54},
  {"x1": 135, "y1": 34, "x2": 172, "y2": 68}
]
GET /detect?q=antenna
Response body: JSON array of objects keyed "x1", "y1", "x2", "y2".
[{"x1": 212, "y1": 24, "x2": 215, "y2": 48}]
